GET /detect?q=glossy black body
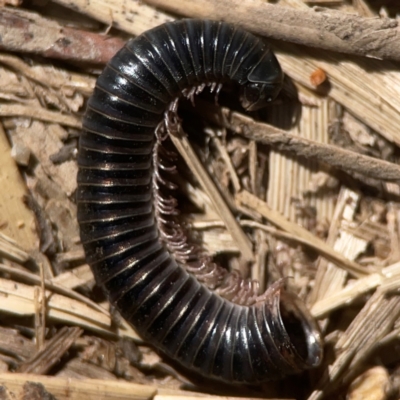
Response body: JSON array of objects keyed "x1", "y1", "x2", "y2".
[{"x1": 77, "y1": 19, "x2": 322, "y2": 383}]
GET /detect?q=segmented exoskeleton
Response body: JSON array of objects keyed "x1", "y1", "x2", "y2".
[{"x1": 77, "y1": 19, "x2": 322, "y2": 384}]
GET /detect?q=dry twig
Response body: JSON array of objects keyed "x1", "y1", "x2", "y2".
[
  {"x1": 0, "y1": 7, "x2": 124, "y2": 63},
  {"x1": 143, "y1": 0, "x2": 400, "y2": 61},
  {"x1": 223, "y1": 109, "x2": 400, "y2": 181}
]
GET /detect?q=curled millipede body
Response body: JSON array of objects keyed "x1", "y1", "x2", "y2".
[{"x1": 77, "y1": 19, "x2": 323, "y2": 384}]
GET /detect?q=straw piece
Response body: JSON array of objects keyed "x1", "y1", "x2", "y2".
[
  {"x1": 169, "y1": 127, "x2": 254, "y2": 262},
  {"x1": 236, "y1": 190, "x2": 370, "y2": 278},
  {"x1": 0, "y1": 372, "x2": 156, "y2": 400}
]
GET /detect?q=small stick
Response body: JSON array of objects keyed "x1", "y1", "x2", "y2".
[
  {"x1": 0, "y1": 7, "x2": 124, "y2": 63},
  {"x1": 0, "y1": 104, "x2": 81, "y2": 128},
  {"x1": 223, "y1": 109, "x2": 400, "y2": 182}
]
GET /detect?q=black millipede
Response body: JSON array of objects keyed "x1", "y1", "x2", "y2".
[{"x1": 77, "y1": 19, "x2": 323, "y2": 384}]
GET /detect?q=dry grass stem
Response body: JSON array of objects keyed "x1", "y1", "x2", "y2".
[
  {"x1": 0, "y1": 233, "x2": 30, "y2": 263},
  {"x1": 310, "y1": 189, "x2": 365, "y2": 306},
  {"x1": 212, "y1": 135, "x2": 242, "y2": 193},
  {"x1": 169, "y1": 126, "x2": 254, "y2": 262},
  {"x1": 0, "y1": 263, "x2": 104, "y2": 313},
  {"x1": 0, "y1": 104, "x2": 81, "y2": 128},
  {"x1": 0, "y1": 372, "x2": 157, "y2": 400},
  {"x1": 308, "y1": 291, "x2": 400, "y2": 400},
  {"x1": 312, "y1": 261, "x2": 400, "y2": 317},
  {"x1": 276, "y1": 45, "x2": 400, "y2": 146},
  {"x1": 0, "y1": 53, "x2": 95, "y2": 95},
  {"x1": 236, "y1": 190, "x2": 370, "y2": 278},
  {"x1": 155, "y1": 392, "x2": 293, "y2": 400},
  {"x1": 50, "y1": 264, "x2": 94, "y2": 290},
  {"x1": 0, "y1": 275, "x2": 140, "y2": 341}
]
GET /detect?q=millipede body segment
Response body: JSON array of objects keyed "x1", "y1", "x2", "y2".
[{"x1": 77, "y1": 19, "x2": 323, "y2": 384}]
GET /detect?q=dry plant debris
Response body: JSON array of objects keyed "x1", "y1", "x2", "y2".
[{"x1": 0, "y1": 1, "x2": 400, "y2": 399}]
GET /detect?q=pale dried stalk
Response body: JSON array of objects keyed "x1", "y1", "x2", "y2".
[
  {"x1": 0, "y1": 263, "x2": 103, "y2": 313},
  {"x1": 0, "y1": 53, "x2": 95, "y2": 96},
  {"x1": 267, "y1": 97, "x2": 336, "y2": 228},
  {"x1": 0, "y1": 275, "x2": 140, "y2": 341},
  {"x1": 0, "y1": 373, "x2": 293, "y2": 400},
  {"x1": 312, "y1": 261, "x2": 400, "y2": 317},
  {"x1": 308, "y1": 291, "x2": 400, "y2": 400},
  {"x1": 310, "y1": 189, "x2": 367, "y2": 305},
  {"x1": 185, "y1": 182, "x2": 221, "y2": 219},
  {"x1": 0, "y1": 233, "x2": 30, "y2": 263},
  {"x1": 0, "y1": 104, "x2": 81, "y2": 128},
  {"x1": 248, "y1": 140, "x2": 257, "y2": 196},
  {"x1": 212, "y1": 135, "x2": 241, "y2": 193},
  {"x1": 193, "y1": 218, "x2": 369, "y2": 277},
  {"x1": 35, "y1": 263, "x2": 46, "y2": 350},
  {"x1": 276, "y1": 44, "x2": 400, "y2": 147},
  {"x1": 156, "y1": 390, "x2": 293, "y2": 400},
  {"x1": 169, "y1": 127, "x2": 254, "y2": 262},
  {"x1": 236, "y1": 190, "x2": 369, "y2": 277},
  {"x1": 200, "y1": 230, "x2": 239, "y2": 256},
  {"x1": 279, "y1": 0, "x2": 309, "y2": 8},
  {"x1": 0, "y1": 372, "x2": 156, "y2": 400},
  {"x1": 252, "y1": 230, "x2": 269, "y2": 293},
  {"x1": 55, "y1": 249, "x2": 85, "y2": 264},
  {"x1": 264, "y1": 97, "x2": 337, "y2": 288},
  {"x1": 305, "y1": 0, "x2": 343, "y2": 3},
  {"x1": 51, "y1": 264, "x2": 94, "y2": 290}
]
